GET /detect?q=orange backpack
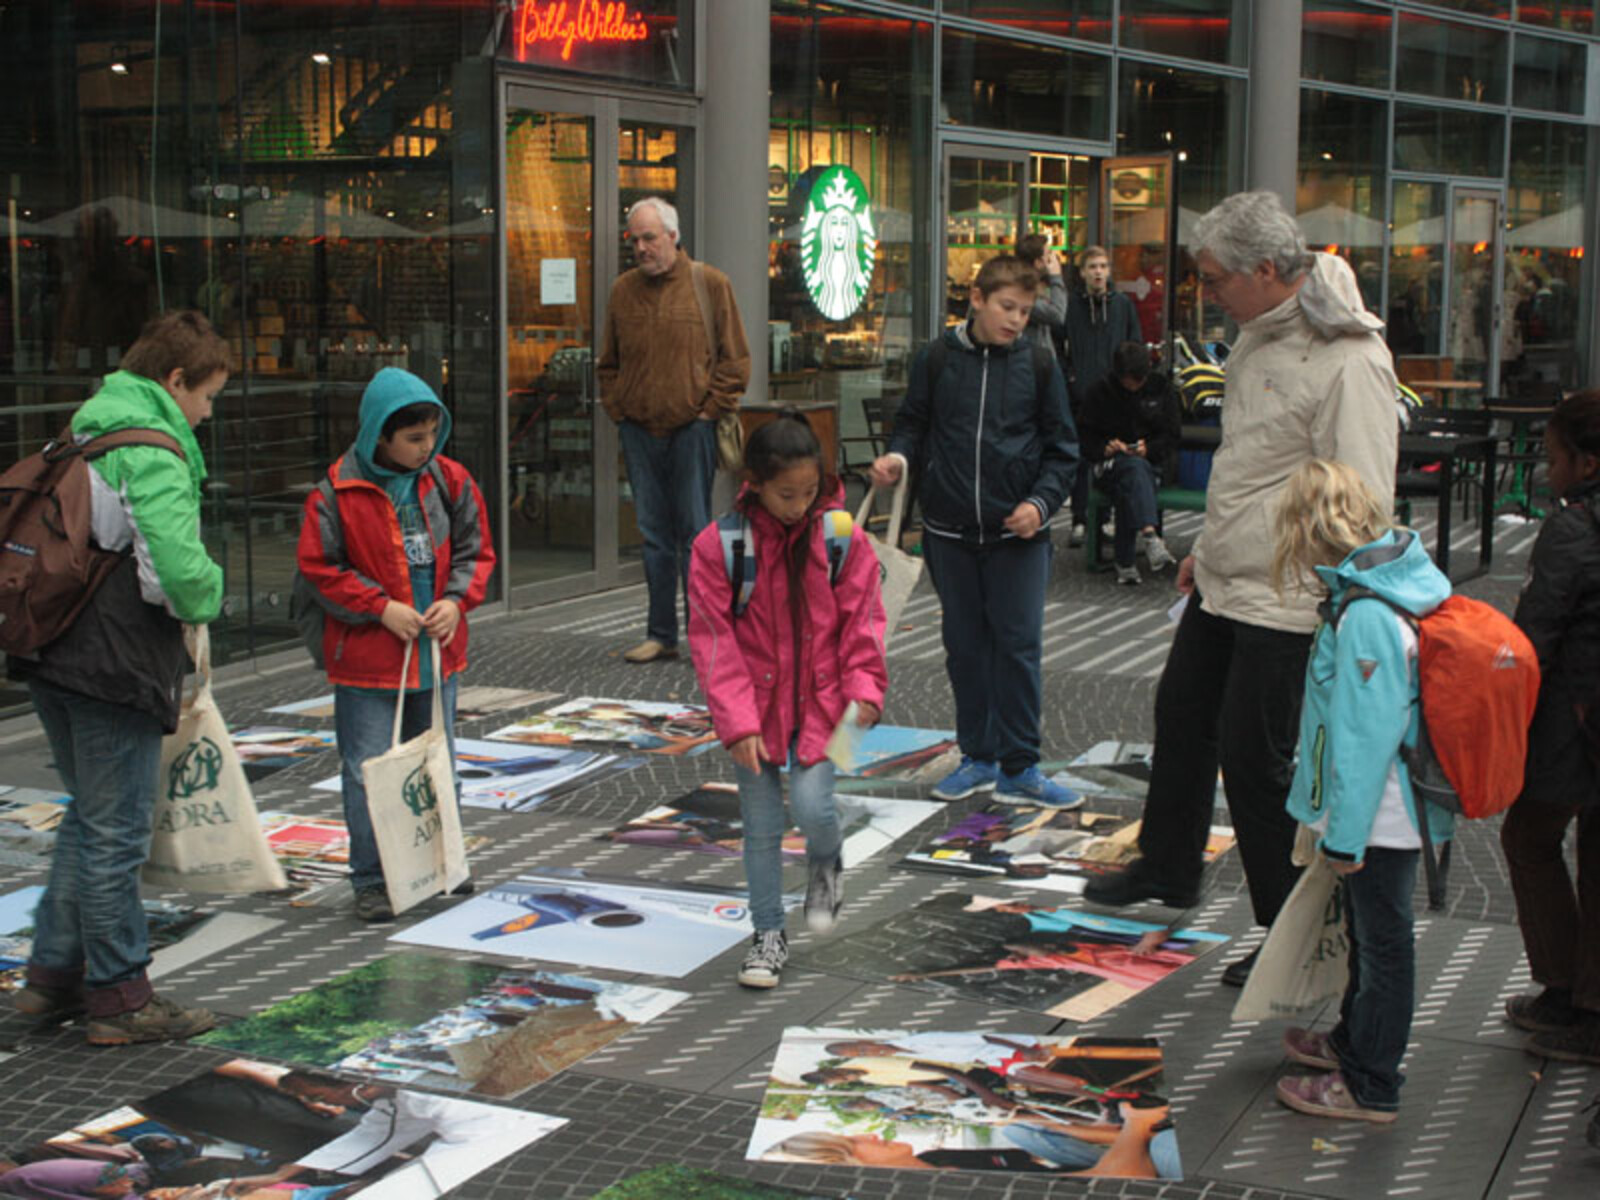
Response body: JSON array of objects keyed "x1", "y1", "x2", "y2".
[{"x1": 1333, "y1": 590, "x2": 1540, "y2": 908}]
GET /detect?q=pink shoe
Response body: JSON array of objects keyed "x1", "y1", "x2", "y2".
[
  {"x1": 1283, "y1": 1026, "x2": 1338, "y2": 1071},
  {"x1": 1276, "y1": 1071, "x2": 1397, "y2": 1124}
]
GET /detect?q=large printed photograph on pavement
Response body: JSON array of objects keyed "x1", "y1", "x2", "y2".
[
  {"x1": 4, "y1": 1057, "x2": 564, "y2": 1198},
  {"x1": 488, "y1": 697, "x2": 720, "y2": 756},
  {"x1": 392, "y1": 870, "x2": 785, "y2": 977},
  {"x1": 195, "y1": 953, "x2": 686, "y2": 1099},
  {"x1": 793, "y1": 894, "x2": 1227, "y2": 1021},
  {"x1": 747, "y1": 1028, "x2": 1180, "y2": 1178},
  {"x1": 603, "y1": 783, "x2": 939, "y2": 866}
]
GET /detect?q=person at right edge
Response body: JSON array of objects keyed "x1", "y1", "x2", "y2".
[
  {"x1": 1082, "y1": 192, "x2": 1399, "y2": 990},
  {"x1": 1500, "y1": 390, "x2": 1600, "y2": 1071}
]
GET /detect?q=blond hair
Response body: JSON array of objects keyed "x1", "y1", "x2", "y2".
[
  {"x1": 766, "y1": 1131, "x2": 861, "y2": 1164},
  {"x1": 1271, "y1": 459, "x2": 1393, "y2": 597}
]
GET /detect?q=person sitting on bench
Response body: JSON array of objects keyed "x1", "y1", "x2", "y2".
[{"x1": 1077, "y1": 341, "x2": 1182, "y2": 584}]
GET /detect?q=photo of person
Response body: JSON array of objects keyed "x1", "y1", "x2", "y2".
[
  {"x1": 794, "y1": 892, "x2": 1227, "y2": 1021},
  {"x1": 6, "y1": 1058, "x2": 564, "y2": 1200},
  {"x1": 898, "y1": 806, "x2": 1139, "y2": 892},
  {"x1": 749, "y1": 1028, "x2": 1181, "y2": 1179},
  {"x1": 488, "y1": 697, "x2": 719, "y2": 757}
]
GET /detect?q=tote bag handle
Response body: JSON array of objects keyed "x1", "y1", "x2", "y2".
[
  {"x1": 388, "y1": 637, "x2": 446, "y2": 749},
  {"x1": 855, "y1": 475, "x2": 911, "y2": 548}
]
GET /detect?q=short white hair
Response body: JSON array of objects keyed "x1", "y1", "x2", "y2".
[
  {"x1": 626, "y1": 196, "x2": 679, "y2": 241},
  {"x1": 1193, "y1": 190, "x2": 1311, "y2": 283}
]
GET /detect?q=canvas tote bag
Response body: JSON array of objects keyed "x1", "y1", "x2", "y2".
[
  {"x1": 145, "y1": 626, "x2": 288, "y2": 894},
  {"x1": 855, "y1": 479, "x2": 923, "y2": 642},
  {"x1": 1232, "y1": 827, "x2": 1350, "y2": 1022},
  {"x1": 363, "y1": 638, "x2": 470, "y2": 916}
]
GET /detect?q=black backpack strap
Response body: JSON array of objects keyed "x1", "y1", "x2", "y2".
[
  {"x1": 924, "y1": 338, "x2": 947, "y2": 393},
  {"x1": 1031, "y1": 340, "x2": 1055, "y2": 412}
]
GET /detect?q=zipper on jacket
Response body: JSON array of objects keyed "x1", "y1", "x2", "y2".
[{"x1": 974, "y1": 347, "x2": 989, "y2": 544}]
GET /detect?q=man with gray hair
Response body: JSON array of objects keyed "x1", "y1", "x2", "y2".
[
  {"x1": 1085, "y1": 191, "x2": 1398, "y2": 986},
  {"x1": 599, "y1": 196, "x2": 751, "y2": 663}
]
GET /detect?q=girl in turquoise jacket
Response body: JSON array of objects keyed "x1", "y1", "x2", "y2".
[{"x1": 1269, "y1": 459, "x2": 1452, "y2": 1125}]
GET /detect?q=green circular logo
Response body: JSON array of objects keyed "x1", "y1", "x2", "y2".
[{"x1": 801, "y1": 165, "x2": 877, "y2": 322}]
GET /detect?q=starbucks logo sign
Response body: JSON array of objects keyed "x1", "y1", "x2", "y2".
[
  {"x1": 402, "y1": 765, "x2": 439, "y2": 818},
  {"x1": 801, "y1": 165, "x2": 877, "y2": 322}
]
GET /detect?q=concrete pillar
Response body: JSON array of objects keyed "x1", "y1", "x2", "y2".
[
  {"x1": 1246, "y1": 0, "x2": 1302, "y2": 209},
  {"x1": 702, "y1": 0, "x2": 770, "y2": 405}
]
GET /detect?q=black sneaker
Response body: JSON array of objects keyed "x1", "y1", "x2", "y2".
[
  {"x1": 1506, "y1": 988, "x2": 1582, "y2": 1034},
  {"x1": 1082, "y1": 859, "x2": 1201, "y2": 909},
  {"x1": 450, "y1": 877, "x2": 476, "y2": 897},
  {"x1": 1529, "y1": 1014, "x2": 1600, "y2": 1067},
  {"x1": 354, "y1": 885, "x2": 395, "y2": 923},
  {"x1": 85, "y1": 994, "x2": 216, "y2": 1046},
  {"x1": 1221, "y1": 947, "x2": 1260, "y2": 988},
  {"x1": 805, "y1": 857, "x2": 843, "y2": 935},
  {"x1": 737, "y1": 930, "x2": 789, "y2": 989}
]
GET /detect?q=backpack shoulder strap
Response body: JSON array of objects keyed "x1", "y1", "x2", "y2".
[
  {"x1": 923, "y1": 338, "x2": 947, "y2": 393},
  {"x1": 1031, "y1": 339, "x2": 1055, "y2": 411},
  {"x1": 819, "y1": 509, "x2": 854, "y2": 586},
  {"x1": 717, "y1": 511, "x2": 756, "y2": 617},
  {"x1": 689, "y1": 261, "x2": 716, "y2": 371},
  {"x1": 80, "y1": 428, "x2": 186, "y2": 462}
]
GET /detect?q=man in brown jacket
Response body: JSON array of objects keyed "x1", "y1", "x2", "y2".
[{"x1": 599, "y1": 196, "x2": 751, "y2": 663}]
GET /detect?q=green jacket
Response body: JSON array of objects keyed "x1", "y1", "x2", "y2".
[{"x1": 72, "y1": 370, "x2": 222, "y2": 624}]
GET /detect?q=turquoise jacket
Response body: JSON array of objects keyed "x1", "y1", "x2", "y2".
[{"x1": 1285, "y1": 529, "x2": 1454, "y2": 861}]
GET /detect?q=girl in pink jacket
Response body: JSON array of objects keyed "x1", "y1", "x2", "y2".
[{"x1": 688, "y1": 413, "x2": 888, "y2": 989}]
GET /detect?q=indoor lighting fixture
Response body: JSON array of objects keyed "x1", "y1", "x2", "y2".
[
  {"x1": 109, "y1": 45, "x2": 130, "y2": 75},
  {"x1": 311, "y1": 52, "x2": 332, "y2": 66}
]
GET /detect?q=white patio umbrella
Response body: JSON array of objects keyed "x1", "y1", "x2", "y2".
[
  {"x1": 1507, "y1": 206, "x2": 1583, "y2": 250},
  {"x1": 40, "y1": 195, "x2": 238, "y2": 239},
  {"x1": 241, "y1": 192, "x2": 420, "y2": 240},
  {"x1": 1297, "y1": 202, "x2": 1387, "y2": 248}
]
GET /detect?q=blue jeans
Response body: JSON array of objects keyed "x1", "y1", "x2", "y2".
[
  {"x1": 1099, "y1": 455, "x2": 1160, "y2": 567},
  {"x1": 619, "y1": 417, "x2": 718, "y2": 646},
  {"x1": 736, "y1": 746, "x2": 840, "y2": 932},
  {"x1": 1328, "y1": 846, "x2": 1420, "y2": 1111},
  {"x1": 335, "y1": 676, "x2": 458, "y2": 892},
  {"x1": 1004, "y1": 1121, "x2": 1182, "y2": 1178},
  {"x1": 26, "y1": 678, "x2": 163, "y2": 1016},
  {"x1": 923, "y1": 533, "x2": 1051, "y2": 774}
]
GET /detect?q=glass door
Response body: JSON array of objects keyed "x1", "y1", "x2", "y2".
[
  {"x1": 1445, "y1": 186, "x2": 1504, "y2": 392},
  {"x1": 501, "y1": 84, "x2": 696, "y2": 604},
  {"x1": 942, "y1": 146, "x2": 1029, "y2": 328},
  {"x1": 1099, "y1": 154, "x2": 1174, "y2": 354}
]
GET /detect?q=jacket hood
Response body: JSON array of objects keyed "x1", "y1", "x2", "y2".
[
  {"x1": 354, "y1": 367, "x2": 451, "y2": 478},
  {"x1": 1315, "y1": 528, "x2": 1451, "y2": 618},
  {"x1": 73, "y1": 370, "x2": 207, "y2": 487},
  {"x1": 1297, "y1": 252, "x2": 1385, "y2": 339}
]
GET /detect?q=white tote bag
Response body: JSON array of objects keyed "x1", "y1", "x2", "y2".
[
  {"x1": 363, "y1": 638, "x2": 470, "y2": 916},
  {"x1": 145, "y1": 627, "x2": 288, "y2": 895},
  {"x1": 1231, "y1": 850, "x2": 1350, "y2": 1022},
  {"x1": 855, "y1": 479, "x2": 923, "y2": 642}
]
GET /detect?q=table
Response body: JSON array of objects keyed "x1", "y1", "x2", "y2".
[
  {"x1": 1398, "y1": 430, "x2": 1497, "y2": 581},
  {"x1": 1407, "y1": 379, "x2": 1484, "y2": 408}
]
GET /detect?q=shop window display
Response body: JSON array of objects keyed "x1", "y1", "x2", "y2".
[
  {"x1": 769, "y1": 1, "x2": 932, "y2": 473},
  {"x1": 1505, "y1": 118, "x2": 1590, "y2": 386}
]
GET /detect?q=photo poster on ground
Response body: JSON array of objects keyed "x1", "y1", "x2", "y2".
[
  {"x1": 9, "y1": 1057, "x2": 565, "y2": 1199},
  {"x1": 593, "y1": 1163, "x2": 843, "y2": 1197},
  {"x1": 820, "y1": 724, "x2": 958, "y2": 782},
  {"x1": 393, "y1": 870, "x2": 791, "y2": 977},
  {"x1": 488, "y1": 696, "x2": 720, "y2": 757},
  {"x1": 0, "y1": 887, "x2": 281, "y2": 990},
  {"x1": 0, "y1": 788, "x2": 72, "y2": 864},
  {"x1": 229, "y1": 727, "x2": 336, "y2": 781},
  {"x1": 603, "y1": 783, "x2": 940, "y2": 868},
  {"x1": 898, "y1": 807, "x2": 1236, "y2": 893},
  {"x1": 196, "y1": 952, "x2": 687, "y2": 1099},
  {"x1": 259, "y1": 813, "x2": 493, "y2": 905},
  {"x1": 793, "y1": 893, "x2": 1228, "y2": 1022},
  {"x1": 268, "y1": 687, "x2": 562, "y2": 722},
  {"x1": 1049, "y1": 740, "x2": 1226, "y2": 808},
  {"x1": 310, "y1": 738, "x2": 643, "y2": 813},
  {"x1": 748, "y1": 1027, "x2": 1181, "y2": 1179}
]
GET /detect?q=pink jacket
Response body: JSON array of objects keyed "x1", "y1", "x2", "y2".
[{"x1": 688, "y1": 493, "x2": 888, "y2": 766}]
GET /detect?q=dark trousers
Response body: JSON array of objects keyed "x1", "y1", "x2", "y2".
[
  {"x1": 1330, "y1": 847, "x2": 1420, "y2": 1111},
  {"x1": 1100, "y1": 456, "x2": 1161, "y2": 567},
  {"x1": 1502, "y1": 799, "x2": 1600, "y2": 1012},
  {"x1": 1137, "y1": 590, "x2": 1310, "y2": 925},
  {"x1": 923, "y1": 533, "x2": 1050, "y2": 775},
  {"x1": 619, "y1": 417, "x2": 717, "y2": 647}
]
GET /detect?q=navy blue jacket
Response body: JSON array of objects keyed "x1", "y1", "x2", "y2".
[
  {"x1": 888, "y1": 324, "x2": 1078, "y2": 546},
  {"x1": 1063, "y1": 287, "x2": 1141, "y2": 407}
]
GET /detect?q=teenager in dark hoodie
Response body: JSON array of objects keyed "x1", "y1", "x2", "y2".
[{"x1": 1061, "y1": 245, "x2": 1141, "y2": 544}]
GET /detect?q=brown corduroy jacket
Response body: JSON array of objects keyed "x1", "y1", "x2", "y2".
[{"x1": 597, "y1": 251, "x2": 751, "y2": 435}]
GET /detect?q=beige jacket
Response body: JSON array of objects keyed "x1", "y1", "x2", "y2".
[
  {"x1": 597, "y1": 252, "x2": 751, "y2": 436},
  {"x1": 1192, "y1": 253, "x2": 1398, "y2": 633}
]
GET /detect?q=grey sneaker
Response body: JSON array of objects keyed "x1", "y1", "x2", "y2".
[
  {"x1": 805, "y1": 858, "x2": 843, "y2": 935},
  {"x1": 1141, "y1": 531, "x2": 1174, "y2": 570},
  {"x1": 86, "y1": 994, "x2": 216, "y2": 1046},
  {"x1": 738, "y1": 930, "x2": 789, "y2": 989},
  {"x1": 1115, "y1": 564, "x2": 1141, "y2": 585},
  {"x1": 354, "y1": 885, "x2": 395, "y2": 923}
]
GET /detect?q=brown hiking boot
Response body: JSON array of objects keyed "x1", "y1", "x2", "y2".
[{"x1": 85, "y1": 994, "x2": 216, "y2": 1046}]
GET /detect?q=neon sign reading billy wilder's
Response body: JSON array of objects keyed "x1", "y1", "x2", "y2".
[{"x1": 516, "y1": 0, "x2": 649, "y2": 63}]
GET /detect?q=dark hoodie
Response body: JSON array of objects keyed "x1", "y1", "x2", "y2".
[{"x1": 1061, "y1": 285, "x2": 1142, "y2": 408}]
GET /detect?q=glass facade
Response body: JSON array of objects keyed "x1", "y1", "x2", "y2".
[
  {"x1": 941, "y1": 29, "x2": 1111, "y2": 141},
  {"x1": 1513, "y1": 31, "x2": 1588, "y2": 113},
  {"x1": 1303, "y1": 1, "x2": 1394, "y2": 89},
  {"x1": 1298, "y1": 88, "x2": 1388, "y2": 311},
  {"x1": 1395, "y1": 10, "x2": 1509, "y2": 104}
]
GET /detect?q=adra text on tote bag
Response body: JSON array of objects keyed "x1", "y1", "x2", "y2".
[
  {"x1": 854, "y1": 479, "x2": 922, "y2": 642},
  {"x1": 145, "y1": 626, "x2": 288, "y2": 894},
  {"x1": 364, "y1": 637, "x2": 470, "y2": 916}
]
